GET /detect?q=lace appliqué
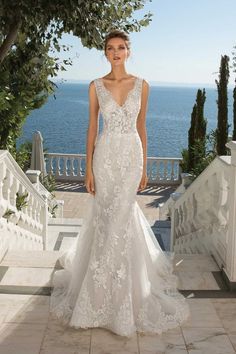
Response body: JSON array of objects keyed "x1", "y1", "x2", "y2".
[
  {"x1": 94, "y1": 77, "x2": 142, "y2": 135},
  {"x1": 49, "y1": 75, "x2": 190, "y2": 337}
]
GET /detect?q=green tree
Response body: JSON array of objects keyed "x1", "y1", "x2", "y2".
[
  {"x1": 181, "y1": 88, "x2": 210, "y2": 179},
  {"x1": 186, "y1": 89, "x2": 207, "y2": 171},
  {"x1": 0, "y1": 0, "x2": 153, "y2": 155},
  {"x1": 233, "y1": 82, "x2": 236, "y2": 140},
  {"x1": 188, "y1": 105, "x2": 197, "y2": 171},
  {"x1": 181, "y1": 130, "x2": 217, "y2": 181},
  {"x1": 0, "y1": 0, "x2": 153, "y2": 63},
  {"x1": 0, "y1": 32, "x2": 64, "y2": 155},
  {"x1": 231, "y1": 45, "x2": 236, "y2": 140},
  {"x1": 195, "y1": 89, "x2": 207, "y2": 142},
  {"x1": 215, "y1": 55, "x2": 230, "y2": 155}
]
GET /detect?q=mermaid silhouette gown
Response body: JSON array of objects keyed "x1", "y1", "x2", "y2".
[{"x1": 49, "y1": 76, "x2": 190, "y2": 337}]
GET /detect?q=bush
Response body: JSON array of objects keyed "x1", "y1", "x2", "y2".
[{"x1": 181, "y1": 129, "x2": 217, "y2": 181}]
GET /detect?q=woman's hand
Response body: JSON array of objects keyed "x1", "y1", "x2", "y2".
[
  {"x1": 85, "y1": 170, "x2": 95, "y2": 195},
  {"x1": 137, "y1": 172, "x2": 148, "y2": 192}
]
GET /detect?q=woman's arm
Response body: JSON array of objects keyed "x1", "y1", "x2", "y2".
[
  {"x1": 136, "y1": 79, "x2": 149, "y2": 174},
  {"x1": 86, "y1": 81, "x2": 99, "y2": 172},
  {"x1": 85, "y1": 81, "x2": 99, "y2": 194}
]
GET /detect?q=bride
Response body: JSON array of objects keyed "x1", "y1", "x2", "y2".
[{"x1": 49, "y1": 28, "x2": 190, "y2": 337}]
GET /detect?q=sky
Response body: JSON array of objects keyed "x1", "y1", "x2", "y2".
[{"x1": 55, "y1": 0, "x2": 236, "y2": 87}]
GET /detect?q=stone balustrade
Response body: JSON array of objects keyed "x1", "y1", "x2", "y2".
[
  {"x1": 45, "y1": 153, "x2": 182, "y2": 185},
  {"x1": 0, "y1": 150, "x2": 48, "y2": 260},
  {"x1": 168, "y1": 141, "x2": 236, "y2": 289}
]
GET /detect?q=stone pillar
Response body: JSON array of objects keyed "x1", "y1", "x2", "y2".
[
  {"x1": 170, "y1": 192, "x2": 182, "y2": 252},
  {"x1": 25, "y1": 170, "x2": 41, "y2": 191},
  {"x1": 224, "y1": 141, "x2": 236, "y2": 289},
  {"x1": 181, "y1": 172, "x2": 193, "y2": 189}
]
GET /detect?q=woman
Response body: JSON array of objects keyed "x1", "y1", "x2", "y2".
[{"x1": 49, "y1": 29, "x2": 190, "y2": 337}]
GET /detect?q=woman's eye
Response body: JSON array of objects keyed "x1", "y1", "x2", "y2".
[{"x1": 107, "y1": 47, "x2": 125, "y2": 50}]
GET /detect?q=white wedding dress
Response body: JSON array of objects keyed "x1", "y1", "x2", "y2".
[{"x1": 49, "y1": 76, "x2": 190, "y2": 337}]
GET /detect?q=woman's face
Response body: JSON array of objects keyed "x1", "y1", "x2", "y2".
[{"x1": 105, "y1": 37, "x2": 130, "y2": 65}]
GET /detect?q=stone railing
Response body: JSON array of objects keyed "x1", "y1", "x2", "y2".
[
  {"x1": 0, "y1": 150, "x2": 48, "y2": 260},
  {"x1": 45, "y1": 153, "x2": 182, "y2": 185},
  {"x1": 168, "y1": 141, "x2": 236, "y2": 288}
]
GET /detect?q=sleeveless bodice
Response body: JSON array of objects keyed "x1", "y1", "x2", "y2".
[{"x1": 94, "y1": 77, "x2": 143, "y2": 135}]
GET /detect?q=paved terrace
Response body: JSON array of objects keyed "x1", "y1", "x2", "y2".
[{"x1": 0, "y1": 182, "x2": 236, "y2": 353}]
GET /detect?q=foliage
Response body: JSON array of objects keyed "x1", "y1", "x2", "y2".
[
  {"x1": 39, "y1": 172, "x2": 56, "y2": 195},
  {"x1": 0, "y1": 32, "x2": 62, "y2": 154},
  {"x1": 179, "y1": 148, "x2": 189, "y2": 174},
  {"x1": 0, "y1": 0, "x2": 153, "y2": 161},
  {"x1": 188, "y1": 105, "x2": 197, "y2": 171},
  {"x1": 181, "y1": 129, "x2": 217, "y2": 180},
  {"x1": 215, "y1": 55, "x2": 230, "y2": 155},
  {"x1": 16, "y1": 191, "x2": 28, "y2": 210},
  {"x1": 195, "y1": 89, "x2": 207, "y2": 141},
  {"x1": 2, "y1": 208, "x2": 15, "y2": 220},
  {"x1": 0, "y1": 0, "x2": 153, "y2": 62},
  {"x1": 39, "y1": 171, "x2": 58, "y2": 218},
  {"x1": 14, "y1": 140, "x2": 32, "y2": 171},
  {"x1": 49, "y1": 203, "x2": 59, "y2": 218},
  {"x1": 187, "y1": 89, "x2": 207, "y2": 171},
  {"x1": 233, "y1": 85, "x2": 236, "y2": 140}
]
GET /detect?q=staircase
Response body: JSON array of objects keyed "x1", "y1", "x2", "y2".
[
  {"x1": 159, "y1": 141, "x2": 236, "y2": 291},
  {"x1": 0, "y1": 218, "x2": 82, "y2": 295},
  {"x1": 1, "y1": 146, "x2": 236, "y2": 353},
  {"x1": 0, "y1": 219, "x2": 231, "y2": 298}
]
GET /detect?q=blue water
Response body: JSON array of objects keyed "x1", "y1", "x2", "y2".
[{"x1": 17, "y1": 83, "x2": 234, "y2": 158}]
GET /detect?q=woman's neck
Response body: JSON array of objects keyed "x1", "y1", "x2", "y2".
[{"x1": 108, "y1": 66, "x2": 130, "y2": 80}]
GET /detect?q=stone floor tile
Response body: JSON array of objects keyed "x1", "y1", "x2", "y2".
[
  {"x1": 182, "y1": 327, "x2": 235, "y2": 354},
  {"x1": 228, "y1": 334, "x2": 236, "y2": 351},
  {"x1": 0, "y1": 322, "x2": 47, "y2": 354},
  {"x1": 211, "y1": 299, "x2": 236, "y2": 335},
  {"x1": 91, "y1": 327, "x2": 139, "y2": 354},
  {"x1": 138, "y1": 326, "x2": 187, "y2": 353},
  {"x1": 39, "y1": 315, "x2": 91, "y2": 354},
  {"x1": 0, "y1": 294, "x2": 49, "y2": 326},
  {"x1": 181, "y1": 298, "x2": 223, "y2": 328}
]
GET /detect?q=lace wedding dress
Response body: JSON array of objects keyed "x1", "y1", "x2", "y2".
[{"x1": 49, "y1": 76, "x2": 190, "y2": 337}]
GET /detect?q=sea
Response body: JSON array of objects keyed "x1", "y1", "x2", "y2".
[{"x1": 16, "y1": 82, "x2": 234, "y2": 158}]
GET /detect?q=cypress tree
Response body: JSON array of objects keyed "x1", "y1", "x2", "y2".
[
  {"x1": 233, "y1": 83, "x2": 236, "y2": 140},
  {"x1": 215, "y1": 55, "x2": 230, "y2": 155},
  {"x1": 195, "y1": 89, "x2": 207, "y2": 142},
  {"x1": 188, "y1": 104, "x2": 197, "y2": 171},
  {"x1": 187, "y1": 89, "x2": 207, "y2": 171}
]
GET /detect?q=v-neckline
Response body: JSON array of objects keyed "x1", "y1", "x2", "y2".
[{"x1": 99, "y1": 76, "x2": 138, "y2": 108}]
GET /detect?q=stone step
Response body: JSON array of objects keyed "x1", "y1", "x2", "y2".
[
  {"x1": 48, "y1": 217, "x2": 83, "y2": 226},
  {"x1": 173, "y1": 253, "x2": 224, "y2": 290},
  {"x1": 1, "y1": 250, "x2": 219, "y2": 270},
  {"x1": 0, "y1": 250, "x2": 64, "y2": 269},
  {"x1": 47, "y1": 222, "x2": 81, "y2": 251},
  {"x1": 173, "y1": 253, "x2": 220, "y2": 272},
  {"x1": 0, "y1": 250, "x2": 227, "y2": 293}
]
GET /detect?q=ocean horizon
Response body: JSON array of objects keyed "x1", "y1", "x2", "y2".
[{"x1": 17, "y1": 82, "x2": 234, "y2": 158}]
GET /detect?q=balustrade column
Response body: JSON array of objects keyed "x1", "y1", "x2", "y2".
[{"x1": 225, "y1": 141, "x2": 236, "y2": 287}]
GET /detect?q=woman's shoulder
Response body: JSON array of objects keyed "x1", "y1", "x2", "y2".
[
  {"x1": 138, "y1": 76, "x2": 150, "y2": 90},
  {"x1": 136, "y1": 75, "x2": 149, "y2": 83},
  {"x1": 88, "y1": 78, "x2": 101, "y2": 90},
  {"x1": 89, "y1": 78, "x2": 98, "y2": 85}
]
